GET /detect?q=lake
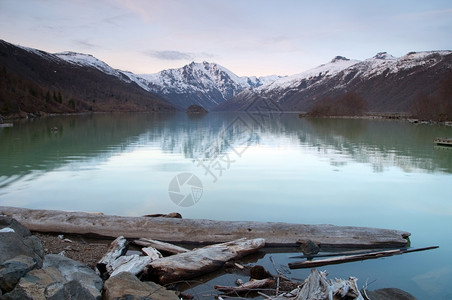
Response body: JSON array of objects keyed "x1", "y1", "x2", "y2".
[{"x1": 1, "y1": 112, "x2": 451, "y2": 299}]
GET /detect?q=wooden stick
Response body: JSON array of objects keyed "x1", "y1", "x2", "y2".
[
  {"x1": 289, "y1": 246, "x2": 439, "y2": 269},
  {"x1": 289, "y1": 248, "x2": 391, "y2": 259}
]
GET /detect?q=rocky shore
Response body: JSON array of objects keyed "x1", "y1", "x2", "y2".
[
  {"x1": 0, "y1": 216, "x2": 179, "y2": 299},
  {"x1": 1, "y1": 214, "x2": 419, "y2": 300}
]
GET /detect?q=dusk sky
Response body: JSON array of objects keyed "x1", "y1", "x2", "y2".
[{"x1": 1, "y1": 0, "x2": 451, "y2": 76}]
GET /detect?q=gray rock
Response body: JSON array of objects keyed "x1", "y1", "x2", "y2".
[
  {"x1": 0, "y1": 232, "x2": 44, "y2": 267},
  {"x1": 365, "y1": 288, "x2": 417, "y2": 300},
  {"x1": 23, "y1": 236, "x2": 45, "y2": 263},
  {"x1": 1, "y1": 267, "x2": 65, "y2": 299},
  {"x1": 0, "y1": 217, "x2": 31, "y2": 238},
  {"x1": 43, "y1": 254, "x2": 103, "y2": 299},
  {"x1": 103, "y1": 271, "x2": 179, "y2": 300},
  {"x1": 0, "y1": 255, "x2": 38, "y2": 293},
  {"x1": 47, "y1": 280, "x2": 97, "y2": 300},
  {"x1": 2, "y1": 255, "x2": 103, "y2": 300}
]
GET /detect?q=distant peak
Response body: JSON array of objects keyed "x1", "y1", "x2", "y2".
[
  {"x1": 373, "y1": 52, "x2": 396, "y2": 60},
  {"x1": 331, "y1": 56, "x2": 349, "y2": 63}
]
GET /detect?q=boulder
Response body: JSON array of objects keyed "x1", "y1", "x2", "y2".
[
  {"x1": 47, "y1": 280, "x2": 98, "y2": 300},
  {"x1": 43, "y1": 254, "x2": 103, "y2": 298},
  {"x1": 0, "y1": 255, "x2": 38, "y2": 293},
  {"x1": 298, "y1": 239, "x2": 320, "y2": 255},
  {"x1": 103, "y1": 271, "x2": 179, "y2": 300},
  {"x1": 2, "y1": 255, "x2": 103, "y2": 299},
  {"x1": 1, "y1": 267, "x2": 66, "y2": 299},
  {"x1": 0, "y1": 232, "x2": 44, "y2": 267},
  {"x1": 365, "y1": 288, "x2": 417, "y2": 300}
]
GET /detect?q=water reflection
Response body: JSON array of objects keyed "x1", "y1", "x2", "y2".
[
  {"x1": 0, "y1": 113, "x2": 172, "y2": 188},
  {"x1": 1, "y1": 113, "x2": 451, "y2": 187}
]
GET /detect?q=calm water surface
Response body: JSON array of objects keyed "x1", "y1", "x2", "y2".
[{"x1": 0, "y1": 112, "x2": 451, "y2": 299}]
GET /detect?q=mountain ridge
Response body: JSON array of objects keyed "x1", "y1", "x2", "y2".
[
  {"x1": 0, "y1": 39, "x2": 176, "y2": 116},
  {"x1": 1, "y1": 39, "x2": 451, "y2": 116},
  {"x1": 216, "y1": 50, "x2": 452, "y2": 113}
]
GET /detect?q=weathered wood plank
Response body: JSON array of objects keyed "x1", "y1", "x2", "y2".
[
  {"x1": 141, "y1": 246, "x2": 163, "y2": 260},
  {"x1": 0, "y1": 206, "x2": 410, "y2": 248},
  {"x1": 134, "y1": 238, "x2": 189, "y2": 254},
  {"x1": 150, "y1": 238, "x2": 265, "y2": 284},
  {"x1": 109, "y1": 255, "x2": 151, "y2": 277}
]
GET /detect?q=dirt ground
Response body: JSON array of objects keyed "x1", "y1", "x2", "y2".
[{"x1": 34, "y1": 232, "x2": 113, "y2": 269}]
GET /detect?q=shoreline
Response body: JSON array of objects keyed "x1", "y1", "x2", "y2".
[{"x1": 2, "y1": 110, "x2": 451, "y2": 126}]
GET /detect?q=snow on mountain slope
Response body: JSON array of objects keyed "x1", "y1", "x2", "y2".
[
  {"x1": 16, "y1": 44, "x2": 62, "y2": 63},
  {"x1": 55, "y1": 51, "x2": 126, "y2": 79},
  {"x1": 257, "y1": 56, "x2": 360, "y2": 93},
  {"x1": 349, "y1": 51, "x2": 451, "y2": 79},
  {"x1": 252, "y1": 50, "x2": 452, "y2": 98},
  {"x1": 136, "y1": 61, "x2": 282, "y2": 109},
  {"x1": 217, "y1": 50, "x2": 452, "y2": 112},
  {"x1": 140, "y1": 61, "x2": 258, "y2": 97}
]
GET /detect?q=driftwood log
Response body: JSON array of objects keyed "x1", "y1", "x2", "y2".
[
  {"x1": 149, "y1": 238, "x2": 265, "y2": 284},
  {"x1": 297, "y1": 269, "x2": 363, "y2": 300},
  {"x1": 214, "y1": 278, "x2": 274, "y2": 294},
  {"x1": 109, "y1": 254, "x2": 152, "y2": 277},
  {"x1": 96, "y1": 236, "x2": 127, "y2": 275},
  {"x1": 0, "y1": 206, "x2": 410, "y2": 248},
  {"x1": 134, "y1": 238, "x2": 189, "y2": 254},
  {"x1": 271, "y1": 269, "x2": 363, "y2": 300},
  {"x1": 289, "y1": 246, "x2": 439, "y2": 269}
]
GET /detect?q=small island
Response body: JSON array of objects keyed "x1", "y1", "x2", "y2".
[{"x1": 186, "y1": 104, "x2": 208, "y2": 115}]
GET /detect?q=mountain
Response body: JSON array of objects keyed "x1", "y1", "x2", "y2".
[
  {"x1": 135, "y1": 62, "x2": 282, "y2": 110},
  {"x1": 216, "y1": 51, "x2": 452, "y2": 112},
  {"x1": 2, "y1": 39, "x2": 451, "y2": 117},
  {"x1": 0, "y1": 40, "x2": 176, "y2": 117}
]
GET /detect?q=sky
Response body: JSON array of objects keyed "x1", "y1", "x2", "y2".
[{"x1": 1, "y1": 0, "x2": 452, "y2": 77}]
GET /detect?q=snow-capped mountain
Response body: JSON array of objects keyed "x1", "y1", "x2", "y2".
[
  {"x1": 55, "y1": 52, "x2": 282, "y2": 110},
  {"x1": 7, "y1": 38, "x2": 451, "y2": 114},
  {"x1": 217, "y1": 51, "x2": 452, "y2": 112},
  {"x1": 135, "y1": 61, "x2": 281, "y2": 109}
]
